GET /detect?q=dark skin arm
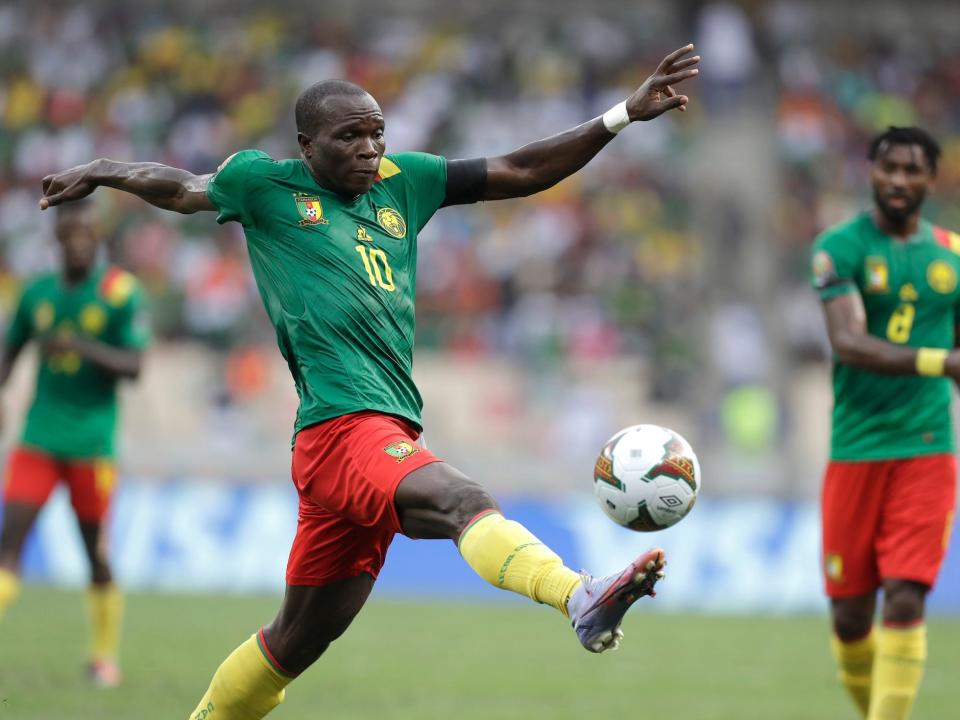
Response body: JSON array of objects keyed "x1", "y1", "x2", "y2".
[
  {"x1": 38, "y1": 159, "x2": 215, "y2": 213},
  {"x1": 823, "y1": 291, "x2": 960, "y2": 380},
  {"x1": 41, "y1": 334, "x2": 143, "y2": 380},
  {"x1": 483, "y1": 44, "x2": 699, "y2": 200}
]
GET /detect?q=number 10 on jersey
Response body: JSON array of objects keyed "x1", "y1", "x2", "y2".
[{"x1": 355, "y1": 245, "x2": 395, "y2": 292}]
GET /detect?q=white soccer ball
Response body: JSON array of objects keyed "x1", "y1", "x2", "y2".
[{"x1": 593, "y1": 424, "x2": 701, "y2": 531}]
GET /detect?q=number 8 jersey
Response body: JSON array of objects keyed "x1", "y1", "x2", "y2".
[
  {"x1": 207, "y1": 150, "x2": 447, "y2": 437},
  {"x1": 811, "y1": 212, "x2": 960, "y2": 460}
]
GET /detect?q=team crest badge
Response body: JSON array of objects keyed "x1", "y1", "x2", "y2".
[
  {"x1": 811, "y1": 251, "x2": 836, "y2": 289},
  {"x1": 824, "y1": 553, "x2": 844, "y2": 582},
  {"x1": 864, "y1": 256, "x2": 889, "y2": 293},
  {"x1": 294, "y1": 193, "x2": 329, "y2": 226},
  {"x1": 376, "y1": 208, "x2": 406, "y2": 239},
  {"x1": 927, "y1": 260, "x2": 956, "y2": 294},
  {"x1": 34, "y1": 301, "x2": 54, "y2": 332},
  {"x1": 383, "y1": 441, "x2": 421, "y2": 463}
]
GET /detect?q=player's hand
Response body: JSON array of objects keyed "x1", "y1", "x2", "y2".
[
  {"x1": 39, "y1": 333, "x2": 80, "y2": 356},
  {"x1": 626, "y1": 44, "x2": 700, "y2": 121},
  {"x1": 945, "y1": 350, "x2": 960, "y2": 383},
  {"x1": 38, "y1": 161, "x2": 100, "y2": 210}
]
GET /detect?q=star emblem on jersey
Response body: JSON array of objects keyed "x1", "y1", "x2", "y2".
[
  {"x1": 294, "y1": 193, "x2": 329, "y2": 226},
  {"x1": 376, "y1": 207, "x2": 406, "y2": 239},
  {"x1": 383, "y1": 441, "x2": 420, "y2": 463},
  {"x1": 927, "y1": 260, "x2": 956, "y2": 294}
]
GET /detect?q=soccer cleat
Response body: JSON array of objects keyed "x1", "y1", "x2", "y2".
[
  {"x1": 567, "y1": 547, "x2": 666, "y2": 653},
  {"x1": 87, "y1": 658, "x2": 122, "y2": 688}
]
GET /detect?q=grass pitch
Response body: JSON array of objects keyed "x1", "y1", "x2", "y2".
[{"x1": 2, "y1": 587, "x2": 959, "y2": 719}]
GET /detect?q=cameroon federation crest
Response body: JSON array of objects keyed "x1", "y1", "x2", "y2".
[
  {"x1": 376, "y1": 207, "x2": 406, "y2": 239},
  {"x1": 383, "y1": 441, "x2": 421, "y2": 464},
  {"x1": 294, "y1": 193, "x2": 329, "y2": 226},
  {"x1": 864, "y1": 256, "x2": 889, "y2": 293}
]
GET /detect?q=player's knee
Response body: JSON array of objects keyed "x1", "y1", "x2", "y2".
[
  {"x1": 831, "y1": 600, "x2": 873, "y2": 641},
  {"x1": 445, "y1": 478, "x2": 498, "y2": 534},
  {"x1": 883, "y1": 582, "x2": 926, "y2": 624}
]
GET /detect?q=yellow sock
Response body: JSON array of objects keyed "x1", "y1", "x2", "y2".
[
  {"x1": 0, "y1": 568, "x2": 19, "y2": 621},
  {"x1": 87, "y1": 583, "x2": 124, "y2": 661},
  {"x1": 457, "y1": 510, "x2": 582, "y2": 616},
  {"x1": 188, "y1": 631, "x2": 294, "y2": 720},
  {"x1": 868, "y1": 624, "x2": 926, "y2": 720},
  {"x1": 831, "y1": 631, "x2": 875, "y2": 717}
]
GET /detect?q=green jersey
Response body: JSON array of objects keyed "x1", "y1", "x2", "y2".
[
  {"x1": 811, "y1": 212, "x2": 960, "y2": 460},
  {"x1": 5, "y1": 267, "x2": 150, "y2": 459},
  {"x1": 207, "y1": 150, "x2": 447, "y2": 435}
]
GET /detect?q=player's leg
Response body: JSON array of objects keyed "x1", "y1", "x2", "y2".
[
  {"x1": 66, "y1": 458, "x2": 123, "y2": 686},
  {"x1": 189, "y1": 575, "x2": 374, "y2": 720},
  {"x1": 0, "y1": 447, "x2": 60, "y2": 620},
  {"x1": 188, "y1": 412, "x2": 405, "y2": 719},
  {"x1": 867, "y1": 454, "x2": 956, "y2": 720},
  {"x1": 821, "y1": 460, "x2": 885, "y2": 718},
  {"x1": 395, "y1": 461, "x2": 666, "y2": 653}
]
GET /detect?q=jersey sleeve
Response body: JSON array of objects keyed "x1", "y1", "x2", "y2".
[
  {"x1": 4, "y1": 282, "x2": 34, "y2": 352},
  {"x1": 207, "y1": 150, "x2": 272, "y2": 226},
  {"x1": 811, "y1": 226, "x2": 863, "y2": 302},
  {"x1": 387, "y1": 152, "x2": 448, "y2": 232}
]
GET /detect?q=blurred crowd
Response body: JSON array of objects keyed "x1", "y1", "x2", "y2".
[{"x1": 2, "y1": 1, "x2": 960, "y2": 448}]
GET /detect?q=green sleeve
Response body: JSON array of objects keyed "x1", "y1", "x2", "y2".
[
  {"x1": 811, "y1": 227, "x2": 863, "y2": 302},
  {"x1": 207, "y1": 150, "x2": 272, "y2": 226},
  {"x1": 4, "y1": 282, "x2": 34, "y2": 352},
  {"x1": 113, "y1": 284, "x2": 151, "y2": 350},
  {"x1": 388, "y1": 152, "x2": 448, "y2": 232}
]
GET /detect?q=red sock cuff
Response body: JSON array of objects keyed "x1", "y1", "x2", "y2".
[
  {"x1": 881, "y1": 619, "x2": 925, "y2": 630},
  {"x1": 456, "y1": 508, "x2": 501, "y2": 549},
  {"x1": 256, "y1": 628, "x2": 298, "y2": 679}
]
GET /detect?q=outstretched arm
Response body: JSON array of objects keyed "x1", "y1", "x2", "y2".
[
  {"x1": 38, "y1": 159, "x2": 215, "y2": 214},
  {"x1": 481, "y1": 44, "x2": 699, "y2": 201},
  {"x1": 823, "y1": 291, "x2": 960, "y2": 380},
  {"x1": 41, "y1": 335, "x2": 143, "y2": 380}
]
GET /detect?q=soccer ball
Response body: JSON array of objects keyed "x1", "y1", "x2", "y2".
[{"x1": 593, "y1": 424, "x2": 701, "y2": 531}]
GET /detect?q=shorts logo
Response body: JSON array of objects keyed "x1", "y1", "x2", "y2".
[
  {"x1": 384, "y1": 441, "x2": 420, "y2": 463},
  {"x1": 865, "y1": 257, "x2": 889, "y2": 293},
  {"x1": 294, "y1": 193, "x2": 329, "y2": 226},
  {"x1": 376, "y1": 208, "x2": 406, "y2": 239},
  {"x1": 927, "y1": 260, "x2": 956, "y2": 294},
  {"x1": 824, "y1": 553, "x2": 844, "y2": 582}
]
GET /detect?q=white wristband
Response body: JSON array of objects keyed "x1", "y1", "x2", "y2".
[{"x1": 602, "y1": 101, "x2": 631, "y2": 134}]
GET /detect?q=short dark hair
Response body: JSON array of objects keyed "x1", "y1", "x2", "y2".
[
  {"x1": 868, "y1": 126, "x2": 941, "y2": 174},
  {"x1": 295, "y1": 80, "x2": 371, "y2": 136}
]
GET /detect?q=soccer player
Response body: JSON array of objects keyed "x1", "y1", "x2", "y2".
[
  {"x1": 0, "y1": 199, "x2": 149, "y2": 687},
  {"x1": 811, "y1": 126, "x2": 959, "y2": 720},
  {"x1": 38, "y1": 44, "x2": 699, "y2": 719}
]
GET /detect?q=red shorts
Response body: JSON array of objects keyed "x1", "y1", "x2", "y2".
[
  {"x1": 286, "y1": 411, "x2": 441, "y2": 586},
  {"x1": 821, "y1": 454, "x2": 957, "y2": 598},
  {"x1": 3, "y1": 446, "x2": 117, "y2": 523}
]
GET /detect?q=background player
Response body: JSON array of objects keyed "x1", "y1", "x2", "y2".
[
  {"x1": 0, "y1": 200, "x2": 149, "y2": 687},
  {"x1": 38, "y1": 45, "x2": 698, "y2": 718},
  {"x1": 811, "y1": 126, "x2": 959, "y2": 720}
]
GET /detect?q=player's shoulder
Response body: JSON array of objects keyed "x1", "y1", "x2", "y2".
[
  {"x1": 20, "y1": 273, "x2": 57, "y2": 299},
  {"x1": 377, "y1": 152, "x2": 445, "y2": 183},
  {"x1": 216, "y1": 149, "x2": 294, "y2": 180},
  {"x1": 815, "y1": 212, "x2": 870, "y2": 246},
  {"x1": 929, "y1": 222, "x2": 960, "y2": 255},
  {"x1": 97, "y1": 266, "x2": 142, "y2": 308}
]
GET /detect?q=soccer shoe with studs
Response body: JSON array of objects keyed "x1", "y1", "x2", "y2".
[
  {"x1": 87, "y1": 658, "x2": 122, "y2": 688},
  {"x1": 566, "y1": 547, "x2": 666, "y2": 653}
]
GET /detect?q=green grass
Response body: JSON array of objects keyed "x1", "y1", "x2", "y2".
[{"x1": 1, "y1": 588, "x2": 959, "y2": 719}]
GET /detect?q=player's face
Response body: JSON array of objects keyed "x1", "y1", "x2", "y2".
[
  {"x1": 299, "y1": 94, "x2": 386, "y2": 196},
  {"x1": 871, "y1": 143, "x2": 934, "y2": 223},
  {"x1": 55, "y1": 206, "x2": 100, "y2": 274}
]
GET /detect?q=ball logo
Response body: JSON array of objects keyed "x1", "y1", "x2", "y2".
[{"x1": 376, "y1": 207, "x2": 407, "y2": 239}]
